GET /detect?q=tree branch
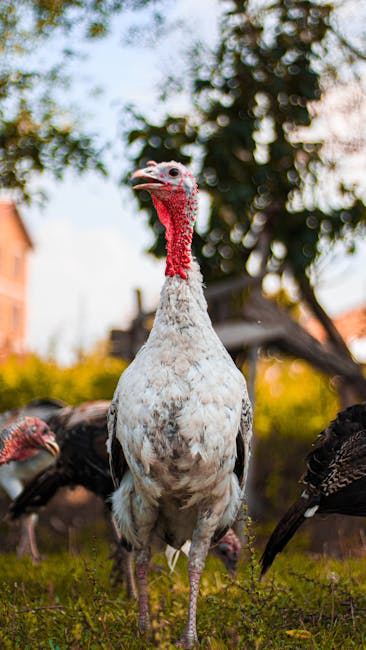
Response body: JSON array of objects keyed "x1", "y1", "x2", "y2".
[
  {"x1": 297, "y1": 274, "x2": 354, "y2": 359},
  {"x1": 327, "y1": 22, "x2": 366, "y2": 62}
]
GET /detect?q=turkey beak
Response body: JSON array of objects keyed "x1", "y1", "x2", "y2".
[
  {"x1": 131, "y1": 168, "x2": 164, "y2": 191},
  {"x1": 42, "y1": 437, "x2": 60, "y2": 457}
]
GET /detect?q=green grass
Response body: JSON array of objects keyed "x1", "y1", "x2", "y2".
[{"x1": 1, "y1": 534, "x2": 366, "y2": 649}]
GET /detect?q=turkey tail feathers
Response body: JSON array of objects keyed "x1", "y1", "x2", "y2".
[{"x1": 260, "y1": 496, "x2": 316, "y2": 576}]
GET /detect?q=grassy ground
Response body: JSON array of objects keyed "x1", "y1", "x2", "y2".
[{"x1": 1, "y1": 531, "x2": 366, "y2": 650}]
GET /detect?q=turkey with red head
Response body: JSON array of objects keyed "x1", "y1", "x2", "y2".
[
  {"x1": 211, "y1": 528, "x2": 241, "y2": 576},
  {"x1": 108, "y1": 160, "x2": 252, "y2": 648},
  {"x1": 0, "y1": 398, "x2": 65, "y2": 560},
  {"x1": 8, "y1": 401, "x2": 137, "y2": 595},
  {"x1": 0, "y1": 417, "x2": 59, "y2": 465}
]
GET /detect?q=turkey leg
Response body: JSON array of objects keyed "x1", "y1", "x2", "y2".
[
  {"x1": 17, "y1": 513, "x2": 40, "y2": 563},
  {"x1": 177, "y1": 512, "x2": 219, "y2": 649},
  {"x1": 135, "y1": 546, "x2": 151, "y2": 633}
]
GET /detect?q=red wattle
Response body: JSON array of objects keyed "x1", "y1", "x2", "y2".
[{"x1": 152, "y1": 193, "x2": 195, "y2": 280}]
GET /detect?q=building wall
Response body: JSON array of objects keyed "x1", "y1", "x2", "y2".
[{"x1": 0, "y1": 201, "x2": 32, "y2": 357}]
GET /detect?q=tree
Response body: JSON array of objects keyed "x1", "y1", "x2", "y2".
[
  {"x1": 126, "y1": 0, "x2": 366, "y2": 400},
  {"x1": 0, "y1": 0, "x2": 158, "y2": 201}
]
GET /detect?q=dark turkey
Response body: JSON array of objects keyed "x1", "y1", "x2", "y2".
[
  {"x1": 0, "y1": 398, "x2": 65, "y2": 560},
  {"x1": 261, "y1": 402, "x2": 366, "y2": 576},
  {"x1": 8, "y1": 401, "x2": 113, "y2": 518}
]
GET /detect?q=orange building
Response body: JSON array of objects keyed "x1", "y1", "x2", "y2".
[
  {"x1": 0, "y1": 201, "x2": 33, "y2": 358},
  {"x1": 304, "y1": 305, "x2": 366, "y2": 347}
]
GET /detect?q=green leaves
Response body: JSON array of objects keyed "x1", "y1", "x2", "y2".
[
  {"x1": 0, "y1": 0, "x2": 159, "y2": 201},
  {"x1": 126, "y1": 0, "x2": 366, "y2": 284},
  {"x1": 0, "y1": 90, "x2": 107, "y2": 201}
]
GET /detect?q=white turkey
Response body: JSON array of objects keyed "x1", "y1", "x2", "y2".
[
  {"x1": 107, "y1": 160, "x2": 252, "y2": 648},
  {"x1": 9, "y1": 400, "x2": 241, "y2": 596}
]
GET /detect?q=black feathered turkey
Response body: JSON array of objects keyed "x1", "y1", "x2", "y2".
[
  {"x1": 0, "y1": 398, "x2": 65, "y2": 560},
  {"x1": 261, "y1": 402, "x2": 366, "y2": 576}
]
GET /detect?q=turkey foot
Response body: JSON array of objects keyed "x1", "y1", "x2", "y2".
[{"x1": 176, "y1": 629, "x2": 198, "y2": 649}]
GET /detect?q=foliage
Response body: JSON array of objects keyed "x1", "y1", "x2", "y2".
[
  {"x1": 0, "y1": 352, "x2": 126, "y2": 410},
  {"x1": 254, "y1": 357, "x2": 339, "y2": 441},
  {"x1": 1, "y1": 532, "x2": 366, "y2": 648},
  {"x1": 127, "y1": 0, "x2": 366, "y2": 283},
  {"x1": 0, "y1": 4, "x2": 107, "y2": 201},
  {"x1": 0, "y1": 0, "x2": 160, "y2": 201},
  {"x1": 251, "y1": 356, "x2": 339, "y2": 520},
  {"x1": 19, "y1": 1, "x2": 156, "y2": 39}
]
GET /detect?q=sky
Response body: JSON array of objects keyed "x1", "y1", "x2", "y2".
[
  {"x1": 19, "y1": 0, "x2": 366, "y2": 365},
  {"x1": 22, "y1": 0, "x2": 220, "y2": 364}
]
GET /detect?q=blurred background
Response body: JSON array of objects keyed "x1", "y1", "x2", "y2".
[{"x1": 0, "y1": 0, "x2": 365, "y2": 557}]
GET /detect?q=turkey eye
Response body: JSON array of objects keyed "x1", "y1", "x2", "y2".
[
  {"x1": 168, "y1": 168, "x2": 179, "y2": 177},
  {"x1": 31, "y1": 425, "x2": 37, "y2": 434}
]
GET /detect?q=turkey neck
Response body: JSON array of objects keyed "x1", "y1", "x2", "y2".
[
  {"x1": 151, "y1": 181, "x2": 207, "y2": 331},
  {"x1": 153, "y1": 260, "x2": 210, "y2": 333},
  {"x1": 152, "y1": 188, "x2": 197, "y2": 281}
]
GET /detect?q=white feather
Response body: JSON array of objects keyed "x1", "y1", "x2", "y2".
[
  {"x1": 304, "y1": 505, "x2": 319, "y2": 518},
  {"x1": 165, "y1": 541, "x2": 191, "y2": 573}
]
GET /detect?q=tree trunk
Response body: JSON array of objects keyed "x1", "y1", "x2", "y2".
[{"x1": 298, "y1": 274, "x2": 353, "y2": 359}]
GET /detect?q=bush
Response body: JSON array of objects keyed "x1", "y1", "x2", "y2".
[
  {"x1": 250, "y1": 357, "x2": 339, "y2": 523},
  {"x1": 0, "y1": 352, "x2": 126, "y2": 410}
]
